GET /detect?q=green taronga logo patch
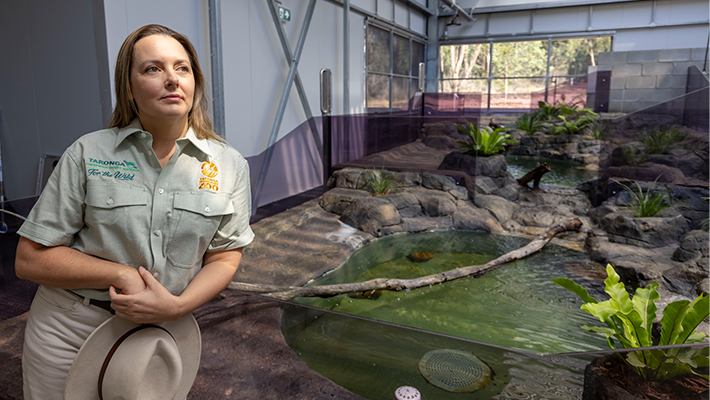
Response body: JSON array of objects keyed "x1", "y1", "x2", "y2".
[{"x1": 85, "y1": 158, "x2": 140, "y2": 172}]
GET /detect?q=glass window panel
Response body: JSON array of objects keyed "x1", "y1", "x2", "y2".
[
  {"x1": 367, "y1": 25, "x2": 390, "y2": 73},
  {"x1": 548, "y1": 76, "x2": 589, "y2": 106},
  {"x1": 367, "y1": 73, "x2": 390, "y2": 109},
  {"x1": 550, "y1": 37, "x2": 612, "y2": 76},
  {"x1": 440, "y1": 78, "x2": 488, "y2": 94},
  {"x1": 491, "y1": 40, "x2": 547, "y2": 77},
  {"x1": 489, "y1": 77, "x2": 546, "y2": 109},
  {"x1": 392, "y1": 76, "x2": 409, "y2": 109},
  {"x1": 440, "y1": 43, "x2": 490, "y2": 79},
  {"x1": 393, "y1": 34, "x2": 410, "y2": 75},
  {"x1": 411, "y1": 78, "x2": 419, "y2": 95},
  {"x1": 411, "y1": 41, "x2": 425, "y2": 77}
]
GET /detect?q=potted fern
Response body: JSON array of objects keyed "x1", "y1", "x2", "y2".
[{"x1": 553, "y1": 264, "x2": 709, "y2": 399}]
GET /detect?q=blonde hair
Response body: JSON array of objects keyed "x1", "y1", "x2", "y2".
[{"x1": 109, "y1": 24, "x2": 222, "y2": 141}]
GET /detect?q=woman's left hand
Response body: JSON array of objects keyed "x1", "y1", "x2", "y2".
[{"x1": 108, "y1": 266, "x2": 183, "y2": 324}]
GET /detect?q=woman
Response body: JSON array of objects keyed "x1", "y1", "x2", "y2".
[{"x1": 15, "y1": 24, "x2": 254, "y2": 399}]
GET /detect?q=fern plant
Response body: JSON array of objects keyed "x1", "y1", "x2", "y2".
[
  {"x1": 553, "y1": 264, "x2": 709, "y2": 382},
  {"x1": 535, "y1": 101, "x2": 561, "y2": 121},
  {"x1": 550, "y1": 115, "x2": 595, "y2": 135},
  {"x1": 457, "y1": 122, "x2": 517, "y2": 156},
  {"x1": 514, "y1": 113, "x2": 544, "y2": 135}
]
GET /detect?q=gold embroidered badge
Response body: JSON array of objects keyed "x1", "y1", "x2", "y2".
[{"x1": 199, "y1": 161, "x2": 219, "y2": 191}]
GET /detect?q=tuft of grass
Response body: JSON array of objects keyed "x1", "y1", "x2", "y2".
[
  {"x1": 639, "y1": 126, "x2": 687, "y2": 154},
  {"x1": 514, "y1": 113, "x2": 544, "y2": 135},
  {"x1": 457, "y1": 122, "x2": 517, "y2": 156},
  {"x1": 621, "y1": 145, "x2": 647, "y2": 167},
  {"x1": 613, "y1": 177, "x2": 671, "y2": 218},
  {"x1": 362, "y1": 170, "x2": 395, "y2": 196},
  {"x1": 590, "y1": 119, "x2": 612, "y2": 140}
]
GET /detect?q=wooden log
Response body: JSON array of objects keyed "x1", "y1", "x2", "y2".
[
  {"x1": 229, "y1": 218, "x2": 583, "y2": 300},
  {"x1": 517, "y1": 162, "x2": 551, "y2": 189}
]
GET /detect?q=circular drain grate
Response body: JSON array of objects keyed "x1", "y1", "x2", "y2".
[{"x1": 418, "y1": 349, "x2": 491, "y2": 393}]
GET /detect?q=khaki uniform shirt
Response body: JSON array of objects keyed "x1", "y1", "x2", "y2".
[{"x1": 18, "y1": 120, "x2": 255, "y2": 300}]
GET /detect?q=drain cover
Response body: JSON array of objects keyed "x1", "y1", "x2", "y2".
[
  {"x1": 394, "y1": 386, "x2": 420, "y2": 400},
  {"x1": 418, "y1": 349, "x2": 491, "y2": 393}
]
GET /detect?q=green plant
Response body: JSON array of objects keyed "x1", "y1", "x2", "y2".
[
  {"x1": 457, "y1": 122, "x2": 517, "y2": 156},
  {"x1": 553, "y1": 264, "x2": 709, "y2": 382},
  {"x1": 550, "y1": 115, "x2": 595, "y2": 135},
  {"x1": 362, "y1": 170, "x2": 395, "y2": 196},
  {"x1": 639, "y1": 126, "x2": 687, "y2": 154},
  {"x1": 514, "y1": 113, "x2": 544, "y2": 135},
  {"x1": 614, "y1": 177, "x2": 670, "y2": 218},
  {"x1": 620, "y1": 145, "x2": 648, "y2": 167},
  {"x1": 590, "y1": 119, "x2": 611, "y2": 140},
  {"x1": 535, "y1": 101, "x2": 561, "y2": 121}
]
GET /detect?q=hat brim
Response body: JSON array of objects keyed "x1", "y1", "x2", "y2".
[{"x1": 64, "y1": 314, "x2": 201, "y2": 400}]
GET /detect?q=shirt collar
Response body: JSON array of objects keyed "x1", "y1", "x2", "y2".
[{"x1": 115, "y1": 119, "x2": 213, "y2": 157}]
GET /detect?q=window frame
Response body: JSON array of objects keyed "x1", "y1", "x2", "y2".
[{"x1": 366, "y1": 21, "x2": 427, "y2": 113}]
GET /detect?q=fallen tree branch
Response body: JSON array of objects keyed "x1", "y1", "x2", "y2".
[{"x1": 229, "y1": 218, "x2": 583, "y2": 300}]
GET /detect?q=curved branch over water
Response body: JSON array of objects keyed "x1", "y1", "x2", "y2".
[{"x1": 229, "y1": 218, "x2": 583, "y2": 300}]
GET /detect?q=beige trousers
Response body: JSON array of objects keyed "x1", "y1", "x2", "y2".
[{"x1": 22, "y1": 285, "x2": 112, "y2": 400}]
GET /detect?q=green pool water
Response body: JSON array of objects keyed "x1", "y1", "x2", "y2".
[
  {"x1": 285, "y1": 231, "x2": 608, "y2": 399},
  {"x1": 506, "y1": 156, "x2": 598, "y2": 187},
  {"x1": 295, "y1": 231, "x2": 607, "y2": 354}
]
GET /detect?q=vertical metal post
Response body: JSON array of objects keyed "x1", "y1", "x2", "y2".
[
  {"x1": 425, "y1": 0, "x2": 439, "y2": 93},
  {"x1": 320, "y1": 69, "x2": 332, "y2": 189},
  {"x1": 544, "y1": 37, "x2": 552, "y2": 104},
  {"x1": 208, "y1": 0, "x2": 225, "y2": 137},
  {"x1": 252, "y1": 0, "x2": 318, "y2": 212},
  {"x1": 343, "y1": 0, "x2": 350, "y2": 114},
  {"x1": 486, "y1": 41, "x2": 493, "y2": 114}
]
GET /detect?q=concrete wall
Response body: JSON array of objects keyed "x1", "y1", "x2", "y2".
[{"x1": 597, "y1": 48, "x2": 708, "y2": 113}]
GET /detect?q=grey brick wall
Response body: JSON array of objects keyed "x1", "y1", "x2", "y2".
[{"x1": 594, "y1": 48, "x2": 708, "y2": 113}]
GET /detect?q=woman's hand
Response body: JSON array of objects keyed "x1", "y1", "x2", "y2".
[{"x1": 109, "y1": 266, "x2": 184, "y2": 324}]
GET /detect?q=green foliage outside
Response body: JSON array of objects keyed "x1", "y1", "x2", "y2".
[
  {"x1": 553, "y1": 264, "x2": 709, "y2": 382},
  {"x1": 457, "y1": 122, "x2": 517, "y2": 156},
  {"x1": 514, "y1": 113, "x2": 544, "y2": 135},
  {"x1": 440, "y1": 36, "x2": 611, "y2": 97},
  {"x1": 614, "y1": 178, "x2": 671, "y2": 218},
  {"x1": 639, "y1": 126, "x2": 687, "y2": 154}
]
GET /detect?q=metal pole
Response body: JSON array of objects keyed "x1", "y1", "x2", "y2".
[
  {"x1": 320, "y1": 69, "x2": 332, "y2": 189},
  {"x1": 208, "y1": 0, "x2": 225, "y2": 137},
  {"x1": 265, "y1": 0, "x2": 322, "y2": 153},
  {"x1": 344, "y1": 0, "x2": 350, "y2": 114},
  {"x1": 252, "y1": 0, "x2": 318, "y2": 212}
]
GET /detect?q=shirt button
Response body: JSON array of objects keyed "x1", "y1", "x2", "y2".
[
  {"x1": 106, "y1": 198, "x2": 114, "y2": 205},
  {"x1": 158, "y1": 188, "x2": 164, "y2": 194},
  {"x1": 154, "y1": 230, "x2": 161, "y2": 236},
  {"x1": 204, "y1": 206, "x2": 210, "y2": 213}
]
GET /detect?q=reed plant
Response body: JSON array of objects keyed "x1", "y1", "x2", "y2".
[{"x1": 614, "y1": 178, "x2": 670, "y2": 218}]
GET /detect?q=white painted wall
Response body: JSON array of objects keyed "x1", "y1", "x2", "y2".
[{"x1": 102, "y1": 0, "x2": 210, "y2": 117}]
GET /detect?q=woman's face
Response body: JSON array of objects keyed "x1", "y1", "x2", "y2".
[{"x1": 130, "y1": 34, "x2": 195, "y2": 125}]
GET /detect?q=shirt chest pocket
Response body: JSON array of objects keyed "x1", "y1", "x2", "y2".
[
  {"x1": 84, "y1": 184, "x2": 149, "y2": 264},
  {"x1": 84, "y1": 183, "x2": 149, "y2": 231},
  {"x1": 167, "y1": 192, "x2": 234, "y2": 268}
]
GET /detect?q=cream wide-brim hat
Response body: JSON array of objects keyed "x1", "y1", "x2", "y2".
[{"x1": 64, "y1": 314, "x2": 201, "y2": 400}]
